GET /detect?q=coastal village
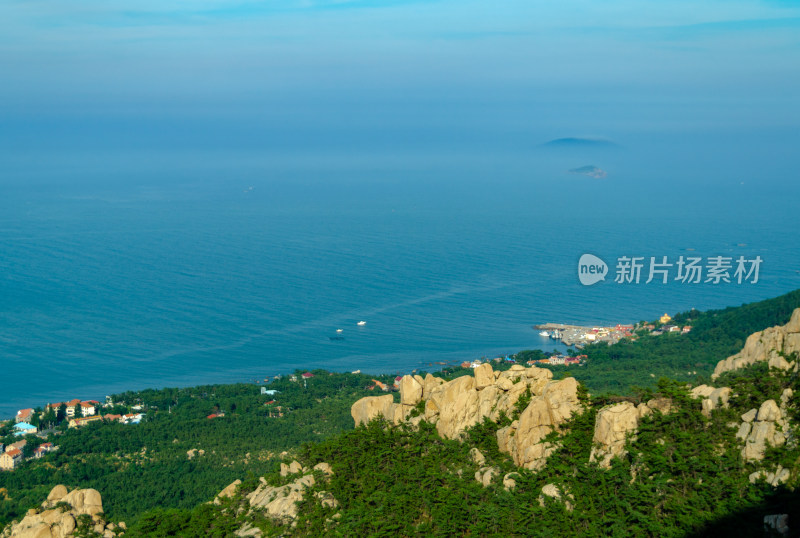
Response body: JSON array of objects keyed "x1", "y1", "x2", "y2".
[
  {"x1": 1, "y1": 313, "x2": 694, "y2": 472},
  {"x1": 0, "y1": 398, "x2": 145, "y2": 471},
  {"x1": 534, "y1": 313, "x2": 691, "y2": 348}
]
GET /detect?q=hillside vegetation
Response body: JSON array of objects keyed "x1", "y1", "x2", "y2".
[{"x1": 3, "y1": 290, "x2": 800, "y2": 536}]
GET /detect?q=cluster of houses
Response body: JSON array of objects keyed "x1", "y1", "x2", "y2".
[
  {"x1": 288, "y1": 372, "x2": 315, "y2": 383},
  {"x1": 527, "y1": 354, "x2": 588, "y2": 367},
  {"x1": 2, "y1": 397, "x2": 150, "y2": 472},
  {"x1": 44, "y1": 399, "x2": 100, "y2": 418},
  {"x1": 0, "y1": 442, "x2": 24, "y2": 471},
  {"x1": 0, "y1": 440, "x2": 58, "y2": 471},
  {"x1": 460, "y1": 356, "x2": 517, "y2": 370},
  {"x1": 258, "y1": 387, "x2": 285, "y2": 418},
  {"x1": 64, "y1": 413, "x2": 144, "y2": 428},
  {"x1": 650, "y1": 314, "x2": 692, "y2": 336},
  {"x1": 10, "y1": 398, "x2": 144, "y2": 436}
]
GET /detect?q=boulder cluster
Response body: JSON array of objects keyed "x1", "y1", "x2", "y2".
[
  {"x1": 353, "y1": 364, "x2": 585, "y2": 470},
  {"x1": 736, "y1": 396, "x2": 792, "y2": 464},
  {"x1": 353, "y1": 364, "x2": 681, "y2": 472},
  {"x1": 214, "y1": 460, "x2": 336, "y2": 536},
  {"x1": 712, "y1": 308, "x2": 800, "y2": 379},
  {"x1": 690, "y1": 384, "x2": 732, "y2": 417},
  {"x1": 1, "y1": 486, "x2": 124, "y2": 538}
]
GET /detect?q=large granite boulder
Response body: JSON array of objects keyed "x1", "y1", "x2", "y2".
[
  {"x1": 589, "y1": 402, "x2": 640, "y2": 468},
  {"x1": 351, "y1": 394, "x2": 395, "y2": 426}
]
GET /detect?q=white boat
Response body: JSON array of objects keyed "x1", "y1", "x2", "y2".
[
  {"x1": 539, "y1": 330, "x2": 550, "y2": 337},
  {"x1": 336, "y1": 328, "x2": 343, "y2": 333},
  {"x1": 357, "y1": 321, "x2": 367, "y2": 326}
]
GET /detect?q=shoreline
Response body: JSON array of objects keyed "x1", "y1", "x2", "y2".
[{"x1": 1, "y1": 344, "x2": 573, "y2": 421}]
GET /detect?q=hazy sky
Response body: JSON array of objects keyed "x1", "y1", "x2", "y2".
[{"x1": 1, "y1": 0, "x2": 799, "y2": 152}]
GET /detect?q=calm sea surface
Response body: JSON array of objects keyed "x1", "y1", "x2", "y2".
[{"x1": 1, "y1": 148, "x2": 798, "y2": 417}]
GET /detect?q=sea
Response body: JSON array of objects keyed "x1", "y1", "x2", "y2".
[{"x1": 2, "y1": 139, "x2": 799, "y2": 417}]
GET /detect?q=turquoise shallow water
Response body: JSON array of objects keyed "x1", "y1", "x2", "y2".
[{"x1": 1, "y1": 149, "x2": 798, "y2": 417}]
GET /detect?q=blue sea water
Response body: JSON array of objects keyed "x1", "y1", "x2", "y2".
[{"x1": 1, "y1": 145, "x2": 799, "y2": 417}]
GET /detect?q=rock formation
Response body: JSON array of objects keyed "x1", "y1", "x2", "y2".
[
  {"x1": 351, "y1": 394, "x2": 395, "y2": 427},
  {"x1": 496, "y1": 377, "x2": 582, "y2": 470},
  {"x1": 280, "y1": 460, "x2": 304, "y2": 476},
  {"x1": 539, "y1": 484, "x2": 574, "y2": 511},
  {"x1": 233, "y1": 461, "x2": 337, "y2": 529},
  {"x1": 474, "y1": 466, "x2": 500, "y2": 487},
  {"x1": 738, "y1": 399, "x2": 788, "y2": 461},
  {"x1": 351, "y1": 364, "x2": 587, "y2": 471},
  {"x1": 214, "y1": 479, "x2": 242, "y2": 504},
  {"x1": 764, "y1": 514, "x2": 790, "y2": 535},
  {"x1": 589, "y1": 402, "x2": 640, "y2": 468},
  {"x1": 749, "y1": 466, "x2": 791, "y2": 486},
  {"x1": 247, "y1": 474, "x2": 318, "y2": 524},
  {"x1": 502, "y1": 473, "x2": 519, "y2": 491},
  {"x1": 690, "y1": 385, "x2": 731, "y2": 417},
  {"x1": 1, "y1": 486, "x2": 123, "y2": 538},
  {"x1": 469, "y1": 447, "x2": 485, "y2": 466},
  {"x1": 712, "y1": 308, "x2": 800, "y2": 379}
]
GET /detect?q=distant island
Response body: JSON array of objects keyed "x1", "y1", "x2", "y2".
[
  {"x1": 568, "y1": 165, "x2": 607, "y2": 179},
  {"x1": 541, "y1": 137, "x2": 619, "y2": 149}
]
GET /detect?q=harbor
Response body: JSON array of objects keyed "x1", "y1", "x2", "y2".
[{"x1": 534, "y1": 322, "x2": 635, "y2": 347}]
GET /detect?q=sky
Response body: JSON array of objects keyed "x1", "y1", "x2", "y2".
[{"x1": 1, "y1": 0, "x2": 799, "y2": 154}]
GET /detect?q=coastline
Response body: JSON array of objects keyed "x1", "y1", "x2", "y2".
[{"x1": 1, "y1": 342, "x2": 572, "y2": 420}]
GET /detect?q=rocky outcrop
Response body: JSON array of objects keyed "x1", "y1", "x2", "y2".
[
  {"x1": 186, "y1": 448, "x2": 205, "y2": 459},
  {"x1": 739, "y1": 399, "x2": 788, "y2": 461},
  {"x1": 502, "y1": 473, "x2": 519, "y2": 491},
  {"x1": 690, "y1": 385, "x2": 732, "y2": 417},
  {"x1": 643, "y1": 398, "x2": 672, "y2": 415},
  {"x1": 1, "y1": 486, "x2": 122, "y2": 538},
  {"x1": 351, "y1": 394, "x2": 395, "y2": 427},
  {"x1": 243, "y1": 462, "x2": 337, "y2": 527},
  {"x1": 312, "y1": 462, "x2": 334, "y2": 477},
  {"x1": 473, "y1": 363, "x2": 494, "y2": 390},
  {"x1": 351, "y1": 365, "x2": 585, "y2": 472},
  {"x1": 214, "y1": 479, "x2": 242, "y2": 504},
  {"x1": 749, "y1": 465, "x2": 791, "y2": 486},
  {"x1": 539, "y1": 484, "x2": 574, "y2": 511},
  {"x1": 474, "y1": 466, "x2": 500, "y2": 487},
  {"x1": 589, "y1": 402, "x2": 640, "y2": 468},
  {"x1": 469, "y1": 447, "x2": 485, "y2": 466},
  {"x1": 247, "y1": 475, "x2": 317, "y2": 524},
  {"x1": 712, "y1": 308, "x2": 800, "y2": 379},
  {"x1": 590, "y1": 397, "x2": 676, "y2": 469},
  {"x1": 400, "y1": 375, "x2": 423, "y2": 406},
  {"x1": 280, "y1": 460, "x2": 304, "y2": 476},
  {"x1": 496, "y1": 377, "x2": 582, "y2": 470},
  {"x1": 764, "y1": 514, "x2": 790, "y2": 535}
]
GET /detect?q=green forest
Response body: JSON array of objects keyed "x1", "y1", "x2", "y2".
[
  {"x1": 118, "y1": 363, "x2": 800, "y2": 537},
  {"x1": 0, "y1": 371, "x2": 398, "y2": 527},
  {"x1": 2, "y1": 289, "x2": 800, "y2": 536}
]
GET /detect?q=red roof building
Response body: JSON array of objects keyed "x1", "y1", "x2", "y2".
[{"x1": 15, "y1": 409, "x2": 34, "y2": 423}]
